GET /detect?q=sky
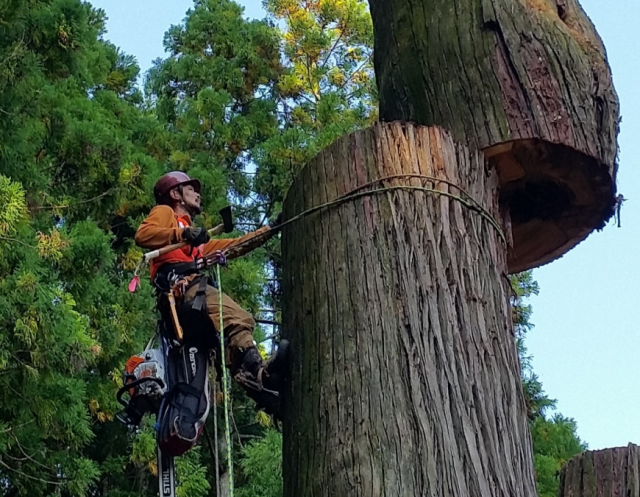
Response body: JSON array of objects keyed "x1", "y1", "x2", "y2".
[{"x1": 90, "y1": 0, "x2": 639, "y2": 451}]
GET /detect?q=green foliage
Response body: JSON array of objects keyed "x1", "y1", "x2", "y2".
[
  {"x1": 531, "y1": 415, "x2": 586, "y2": 497},
  {"x1": 0, "y1": 0, "x2": 372, "y2": 494},
  {"x1": 510, "y1": 272, "x2": 554, "y2": 421},
  {"x1": 176, "y1": 446, "x2": 211, "y2": 497},
  {"x1": 256, "y1": 0, "x2": 377, "y2": 206},
  {"x1": 0, "y1": 175, "x2": 27, "y2": 235},
  {"x1": 511, "y1": 270, "x2": 539, "y2": 340},
  {"x1": 0, "y1": 0, "x2": 162, "y2": 494},
  {"x1": 237, "y1": 430, "x2": 283, "y2": 497},
  {"x1": 146, "y1": 0, "x2": 283, "y2": 208}
]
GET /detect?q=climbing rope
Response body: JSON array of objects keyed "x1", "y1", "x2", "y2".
[
  {"x1": 216, "y1": 263, "x2": 235, "y2": 497},
  {"x1": 211, "y1": 380, "x2": 220, "y2": 496},
  {"x1": 213, "y1": 174, "x2": 502, "y2": 497}
]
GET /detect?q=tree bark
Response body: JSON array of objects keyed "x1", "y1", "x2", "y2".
[
  {"x1": 368, "y1": 0, "x2": 617, "y2": 164},
  {"x1": 281, "y1": 122, "x2": 537, "y2": 496},
  {"x1": 559, "y1": 444, "x2": 640, "y2": 496},
  {"x1": 367, "y1": 0, "x2": 620, "y2": 272}
]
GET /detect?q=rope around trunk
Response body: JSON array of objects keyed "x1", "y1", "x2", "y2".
[{"x1": 224, "y1": 174, "x2": 505, "y2": 259}]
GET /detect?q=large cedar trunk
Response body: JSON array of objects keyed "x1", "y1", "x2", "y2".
[
  {"x1": 281, "y1": 122, "x2": 537, "y2": 496},
  {"x1": 559, "y1": 445, "x2": 640, "y2": 496},
  {"x1": 367, "y1": 0, "x2": 620, "y2": 272}
]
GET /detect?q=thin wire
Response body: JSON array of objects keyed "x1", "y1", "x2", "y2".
[
  {"x1": 216, "y1": 264, "x2": 234, "y2": 497},
  {"x1": 212, "y1": 378, "x2": 220, "y2": 497}
]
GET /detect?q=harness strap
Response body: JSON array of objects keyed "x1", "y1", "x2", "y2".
[
  {"x1": 157, "y1": 261, "x2": 201, "y2": 279},
  {"x1": 191, "y1": 276, "x2": 208, "y2": 312}
]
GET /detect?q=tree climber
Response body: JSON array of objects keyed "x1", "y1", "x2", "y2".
[{"x1": 134, "y1": 171, "x2": 286, "y2": 416}]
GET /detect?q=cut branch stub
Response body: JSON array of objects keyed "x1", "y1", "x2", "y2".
[
  {"x1": 559, "y1": 444, "x2": 640, "y2": 496},
  {"x1": 281, "y1": 122, "x2": 537, "y2": 496},
  {"x1": 368, "y1": 0, "x2": 620, "y2": 272}
]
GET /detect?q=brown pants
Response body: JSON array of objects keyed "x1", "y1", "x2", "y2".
[{"x1": 182, "y1": 280, "x2": 256, "y2": 364}]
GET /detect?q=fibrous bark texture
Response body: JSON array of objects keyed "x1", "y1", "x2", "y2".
[
  {"x1": 367, "y1": 0, "x2": 620, "y2": 272},
  {"x1": 560, "y1": 444, "x2": 640, "y2": 496},
  {"x1": 281, "y1": 122, "x2": 537, "y2": 497}
]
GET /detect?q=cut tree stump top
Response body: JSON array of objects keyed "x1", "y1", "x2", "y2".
[{"x1": 484, "y1": 138, "x2": 614, "y2": 272}]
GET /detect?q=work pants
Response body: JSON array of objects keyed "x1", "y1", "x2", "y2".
[{"x1": 181, "y1": 280, "x2": 256, "y2": 369}]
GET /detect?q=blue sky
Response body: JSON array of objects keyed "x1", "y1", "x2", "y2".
[{"x1": 91, "y1": 0, "x2": 639, "y2": 450}]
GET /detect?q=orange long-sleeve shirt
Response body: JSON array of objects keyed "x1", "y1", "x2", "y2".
[{"x1": 135, "y1": 205, "x2": 272, "y2": 277}]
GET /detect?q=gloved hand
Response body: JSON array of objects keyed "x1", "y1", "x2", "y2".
[
  {"x1": 270, "y1": 212, "x2": 283, "y2": 229},
  {"x1": 208, "y1": 250, "x2": 227, "y2": 266},
  {"x1": 182, "y1": 227, "x2": 210, "y2": 247}
]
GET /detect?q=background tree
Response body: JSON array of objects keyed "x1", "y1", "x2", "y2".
[
  {"x1": 254, "y1": 0, "x2": 376, "y2": 203},
  {"x1": 0, "y1": 0, "x2": 162, "y2": 494},
  {"x1": 145, "y1": 1, "x2": 376, "y2": 493},
  {"x1": 146, "y1": 0, "x2": 283, "y2": 223},
  {"x1": 253, "y1": 0, "x2": 377, "y2": 334}
]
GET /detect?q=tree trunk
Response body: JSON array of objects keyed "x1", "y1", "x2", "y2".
[
  {"x1": 367, "y1": 0, "x2": 620, "y2": 273},
  {"x1": 559, "y1": 444, "x2": 640, "y2": 496},
  {"x1": 368, "y1": 0, "x2": 618, "y2": 164},
  {"x1": 281, "y1": 122, "x2": 537, "y2": 496}
]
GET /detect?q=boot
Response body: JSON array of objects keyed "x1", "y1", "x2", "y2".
[{"x1": 233, "y1": 340, "x2": 290, "y2": 418}]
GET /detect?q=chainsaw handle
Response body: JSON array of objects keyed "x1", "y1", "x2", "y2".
[
  {"x1": 116, "y1": 377, "x2": 165, "y2": 407},
  {"x1": 143, "y1": 223, "x2": 226, "y2": 262}
]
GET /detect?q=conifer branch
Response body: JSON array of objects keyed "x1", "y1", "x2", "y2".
[
  {"x1": 0, "y1": 236, "x2": 36, "y2": 248},
  {"x1": 0, "y1": 458, "x2": 64, "y2": 486},
  {"x1": 338, "y1": 52, "x2": 373, "y2": 90},
  {"x1": 321, "y1": 30, "x2": 345, "y2": 68},
  {"x1": 33, "y1": 188, "x2": 115, "y2": 211}
]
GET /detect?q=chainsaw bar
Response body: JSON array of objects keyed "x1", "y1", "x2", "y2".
[{"x1": 158, "y1": 445, "x2": 176, "y2": 497}]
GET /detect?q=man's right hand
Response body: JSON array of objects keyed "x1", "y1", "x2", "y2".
[{"x1": 182, "y1": 227, "x2": 210, "y2": 246}]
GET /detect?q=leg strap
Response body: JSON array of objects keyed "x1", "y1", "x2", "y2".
[{"x1": 191, "y1": 276, "x2": 208, "y2": 313}]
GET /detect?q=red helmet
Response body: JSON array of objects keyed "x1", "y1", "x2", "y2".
[{"x1": 153, "y1": 171, "x2": 201, "y2": 204}]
